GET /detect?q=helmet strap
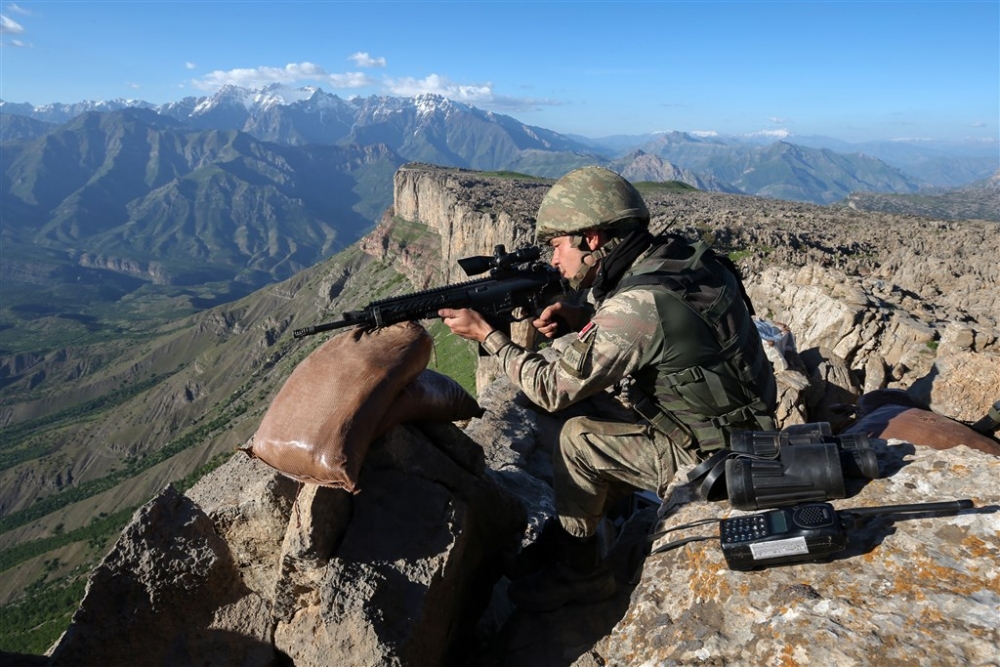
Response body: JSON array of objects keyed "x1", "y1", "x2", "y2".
[{"x1": 568, "y1": 236, "x2": 622, "y2": 289}]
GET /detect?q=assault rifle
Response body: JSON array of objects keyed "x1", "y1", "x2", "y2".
[{"x1": 293, "y1": 245, "x2": 567, "y2": 339}]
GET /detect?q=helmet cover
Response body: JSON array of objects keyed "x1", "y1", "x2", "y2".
[{"x1": 535, "y1": 166, "x2": 650, "y2": 244}]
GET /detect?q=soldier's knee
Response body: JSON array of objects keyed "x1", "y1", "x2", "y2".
[{"x1": 558, "y1": 416, "x2": 595, "y2": 459}]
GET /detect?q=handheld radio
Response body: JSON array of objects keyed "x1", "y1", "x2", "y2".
[{"x1": 720, "y1": 499, "x2": 974, "y2": 570}]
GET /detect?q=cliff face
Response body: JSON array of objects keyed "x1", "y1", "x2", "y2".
[
  {"x1": 387, "y1": 164, "x2": 547, "y2": 283},
  {"x1": 34, "y1": 164, "x2": 1000, "y2": 666}
]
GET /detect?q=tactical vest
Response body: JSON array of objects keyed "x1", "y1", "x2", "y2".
[{"x1": 612, "y1": 236, "x2": 777, "y2": 453}]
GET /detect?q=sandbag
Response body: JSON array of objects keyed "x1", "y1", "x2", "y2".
[
  {"x1": 846, "y1": 404, "x2": 1000, "y2": 457},
  {"x1": 375, "y1": 368, "x2": 484, "y2": 439},
  {"x1": 246, "y1": 322, "x2": 433, "y2": 492}
]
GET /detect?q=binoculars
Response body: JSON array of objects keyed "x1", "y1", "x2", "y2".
[{"x1": 725, "y1": 423, "x2": 879, "y2": 510}]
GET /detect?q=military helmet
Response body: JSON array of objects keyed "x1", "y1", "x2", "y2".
[{"x1": 534, "y1": 166, "x2": 650, "y2": 244}]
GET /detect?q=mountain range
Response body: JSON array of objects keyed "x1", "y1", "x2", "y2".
[
  {"x1": 1, "y1": 86, "x2": 997, "y2": 359},
  {"x1": 5, "y1": 84, "x2": 997, "y2": 189}
]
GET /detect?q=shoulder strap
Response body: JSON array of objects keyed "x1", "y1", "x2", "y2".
[
  {"x1": 715, "y1": 253, "x2": 756, "y2": 317},
  {"x1": 612, "y1": 238, "x2": 757, "y2": 317}
]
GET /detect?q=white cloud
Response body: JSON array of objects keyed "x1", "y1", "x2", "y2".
[
  {"x1": 385, "y1": 74, "x2": 493, "y2": 101},
  {"x1": 769, "y1": 117, "x2": 786, "y2": 124},
  {"x1": 192, "y1": 62, "x2": 375, "y2": 92},
  {"x1": 383, "y1": 73, "x2": 558, "y2": 112},
  {"x1": 185, "y1": 62, "x2": 198, "y2": 70},
  {"x1": 488, "y1": 93, "x2": 562, "y2": 112},
  {"x1": 1, "y1": 14, "x2": 25, "y2": 34},
  {"x1": 6, "y1": 3, "x2": 31, "y2": 15},
  {"x1": 349, "y1": 52, "x2": 386, "y2": 68},
  {"x1": 9, "y1": 38, "x2": 28, "y2": 47}
]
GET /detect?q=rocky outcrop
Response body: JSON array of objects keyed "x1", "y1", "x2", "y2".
[
  {"x1": 602, "y1": 441, "x2": 999, "y2": 666},
  {"x1": 47, "y1": 422, "x2": 524, "y2": 666},
  {"x1": 390, "y1": 164, "x2": 546, "y2": 283},
  {"x1": 73, "y1": 253, "x2": 173, "y2": 285},
  {"x1": 47, "y1": 483, "x2": 275, "y2": 666},
  {"x1": 746, "y1": 263, "x2": 999, "y2": 423},
  {"x1": 40, "y1": 358, "x2": 999, "y2": 666},
  {"x1": 908, "y1": 350, "x2": 1000, "y2": 423},
  {"x1": 465, "y1": 362, "x2": 1000, "y2": 666}
]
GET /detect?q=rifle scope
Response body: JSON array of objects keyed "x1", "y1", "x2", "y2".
[{"x1": 457, "y1": 245, "x2": 541, "y2": 277}]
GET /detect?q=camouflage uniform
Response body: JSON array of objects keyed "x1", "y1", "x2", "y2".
[{"x1": 481, "y1": 169, "x2": 776, "y2": 539}]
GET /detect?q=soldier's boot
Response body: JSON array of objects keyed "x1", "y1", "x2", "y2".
[{"x1": 507, "y1": 531, "x2": 617, "y2": 613}]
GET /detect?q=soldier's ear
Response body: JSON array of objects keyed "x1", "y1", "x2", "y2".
[{"x1": 583, "y1": 230, "x2": 604, "y2": 251}]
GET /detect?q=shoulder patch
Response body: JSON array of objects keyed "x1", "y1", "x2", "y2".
[{"x1": 562, "y1": 322, "x2": 597, "y2": 378}]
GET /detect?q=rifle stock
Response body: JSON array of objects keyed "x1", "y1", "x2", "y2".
[{"x1": 293, "y1": 245, "x2": 566, "y2": 339}]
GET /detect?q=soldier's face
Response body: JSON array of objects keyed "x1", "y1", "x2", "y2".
[{"x1": 548, "y1": 235, "x2": 587, "y2": 279}]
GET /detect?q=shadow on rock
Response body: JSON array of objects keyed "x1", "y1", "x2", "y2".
[{"x1": 473, "y1": 581, "x2": 634, "y2": 667}]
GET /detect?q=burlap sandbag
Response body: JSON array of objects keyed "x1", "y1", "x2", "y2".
[
  {"x1": 847, "y1": 404, "x2": 1000, "y2": 457},
  {"x1": 376, "y1": 368, "x2": 484, "y2": 438},
  {"x1": 247, "y1": 322, "x2": 434, "y2": 492}
]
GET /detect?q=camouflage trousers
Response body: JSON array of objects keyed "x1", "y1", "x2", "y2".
[{"x1": 554, "y1": 416, "x2": 699, "y2": 538}]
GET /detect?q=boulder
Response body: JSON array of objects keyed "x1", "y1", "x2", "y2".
[
  {"x1": 47, "y1": 484, "x2": 276, "y2": 667},
  {"x1": 907, "y1": 350, "x2": 1000, "y2": 425},
  {"x1": 270, "y1": 422, "x2": 524, "y2": 667},
  {"x1": 600, "y1": 441, "x2": 1000, "y2": 665},
  {"x1": 47, "y1": 422, "x2": 525, "y2": 667}
]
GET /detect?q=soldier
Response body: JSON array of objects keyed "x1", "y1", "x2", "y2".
[{"x1": 440, "y1": 166, "x2": 777, "y2": 612}]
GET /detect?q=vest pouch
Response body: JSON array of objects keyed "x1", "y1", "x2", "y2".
[
  {"x1": 662, "y1": 363, "x2": 747, "y2": 415},
  {"x1": 658, "y1": 364, "x2": 772, "y2": 452},
  {"x1": 633, "y1": 391, "x2": 695, "y2": 446}
]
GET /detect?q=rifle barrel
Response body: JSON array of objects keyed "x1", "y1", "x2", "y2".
[{"x1": 292, "y1": 318, "x2": 358, "y2": 338}]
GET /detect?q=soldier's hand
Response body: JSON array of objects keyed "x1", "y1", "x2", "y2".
[
  {"x1": 533, "y1": 302, "x2": 586, "y2": 339},
  {"x1": 439, "y1": 308, "x2": 493, "y2": 343}
]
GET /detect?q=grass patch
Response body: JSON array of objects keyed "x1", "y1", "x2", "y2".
[
  {"x1": 388, "y1": 216, "x2": 436, "y2": 246},
  {"x1": 725, "y1": 246, "x2": 775, "y2": 264},
  {"x1": 483, "y1": 170, "x2": 546, "y2": 181},
  {"x1": 426, "y1": 319, "x2": 478, "y2": 397},
  {"x1": 0, "y1": 507, "x2": 135, "y2": 574},
  {"x1": 0, "y1": 395, "x2": 248, "y2": 534},
  {"x1": 0, "y1": 575, "x2": 87, "y2": 655},
  {"x1": 728, "y1": 249, "x2": 755, "y2": 263}
]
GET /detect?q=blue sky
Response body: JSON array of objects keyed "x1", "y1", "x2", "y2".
[{"x1": 0, "y1": 0, "x2": 997, "y2": 144}]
